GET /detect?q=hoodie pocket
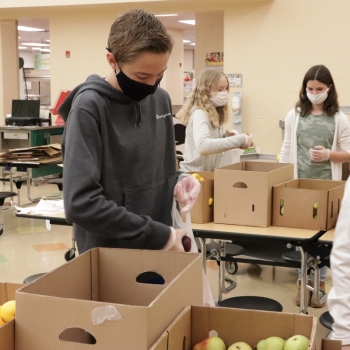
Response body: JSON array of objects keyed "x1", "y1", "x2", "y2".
[{"x1": 124, "y1": 175, "x2": 176, "y2": 226}]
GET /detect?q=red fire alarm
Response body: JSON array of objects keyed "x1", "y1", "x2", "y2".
[{"x1": 65, "y1": 51, "x2": 70, "y2": 58}]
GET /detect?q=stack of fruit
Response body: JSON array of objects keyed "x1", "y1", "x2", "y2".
[
  {"x1": 192, "y1": 334, "x2": 310, "y2": 350},
  {"x1": 0, "y1": 300, "x2": 16, "y2": 326}
]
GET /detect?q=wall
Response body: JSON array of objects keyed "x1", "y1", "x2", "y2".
[
  {"x1": 194, "y1": 11, "x2": 224, "y2": 77},
  {"x1": 3, "y1": 0, "x2": 350, "y2": 154},
  {"x1": 224, "y1": 0, "x2": 350, "y2": 154},
  {"x1": 0, "y1": 20, "x2": 19, "y2": 123}
]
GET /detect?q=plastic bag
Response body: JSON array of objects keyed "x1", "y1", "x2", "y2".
[{"x1": 172, "y1": 198, "x2": 215, "y2": 306}]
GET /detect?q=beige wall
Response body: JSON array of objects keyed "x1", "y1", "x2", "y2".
[
  {"x1": 2, "y1": 0, "x2": 350, "y2": 154},
  {"x1": 224, "y1": 0, "x2": 350, "y2": 154},
  {"x1": 195, "y1": 11, "x2": 224, "y2": 76},
  {"x1": 0, "y1": 20, "x2": 19, "y2": 123}
]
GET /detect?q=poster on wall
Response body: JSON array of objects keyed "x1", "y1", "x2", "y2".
[
  {"x1": 34, "y1": 54, "x2": 50, "y2": 70},
  {"x1": 205, "y1": 52, "x2": 224, "y2": 66},
  {"x1": 226, "y1": 73, "x2": 243, "y2": 88}
]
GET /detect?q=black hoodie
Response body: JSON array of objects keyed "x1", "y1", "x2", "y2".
[{"x1": 59, "y1": 74, "x2": 177, "y2": 253}]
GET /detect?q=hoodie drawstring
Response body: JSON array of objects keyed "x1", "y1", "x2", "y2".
[{"x1": 135, "y1": 102, "x2": 142, "y2": 127}]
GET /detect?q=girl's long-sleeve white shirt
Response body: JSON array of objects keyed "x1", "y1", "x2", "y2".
[
  {"x1": 328, "y1": 178, "x2": 350, "y2": 345},
  {"x1": 280, "y1": 109, "x2": 350, "y2": 180},
  {"x1": 179, "y1": 107, "x2": 245, "y2": 172}
]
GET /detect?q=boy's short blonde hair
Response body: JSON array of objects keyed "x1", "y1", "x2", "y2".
[{"x1": 107, "y1": 9, "x2": 174, "y2": 64}]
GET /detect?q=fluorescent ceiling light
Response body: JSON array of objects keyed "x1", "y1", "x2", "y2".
[
  {"x1": 18, "y1": 25, "x2": 45, "y2": 32},
  {"x1": 40, "y1": 49, "x2": 51, "y2": 52},
  {"x1": 183, "y1": 40, "x2": 191, "y2": 43},
  {"x1": 179, "y1": 20, "x2": 195, "y2": 25},
  {"x1": 32, "y1": 47, "x2": 41, "y2": 51},
  {"x1": 155, "y1": 14, "x2": 178, "y2": 17},
  {"x1": 46, "y1": 39, "x2": 50, "y2": 42},
  {"x1": 22, "y1": 43, "x2": 50, "y2": 47},
  {"x1": 18, "y1": 46, "x2": 27, "y2": 50},
  {"x1": 191, "y1": 43, "x2": 195, "y2": 46}
]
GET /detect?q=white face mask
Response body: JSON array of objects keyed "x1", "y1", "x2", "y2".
[
  {"x1": 307, "y1": 88, "x2": 329, "y2": 105},
  {"x1": 209, "y1": 91, "x2": 228, "y2": 107}
]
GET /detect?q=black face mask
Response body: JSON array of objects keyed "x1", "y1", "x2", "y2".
[{"x1": 116, "y1": 68, "x2": 162, "y2": 102}]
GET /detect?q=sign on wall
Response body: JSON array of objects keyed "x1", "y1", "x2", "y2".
[
  {"x1": 34, "y1": 54, "x2": 50, "y2": 70},
  {"x1": 226, "y1": 73, "x2": 243, "y2": 88}
]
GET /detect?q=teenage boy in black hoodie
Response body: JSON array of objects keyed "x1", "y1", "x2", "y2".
[{"x1": 59, "y1": 9, "x2": 200, "y2": 254}]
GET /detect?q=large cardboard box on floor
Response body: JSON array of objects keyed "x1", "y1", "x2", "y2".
[
  {"x1": 182, "y1": 171, "x2": 214, "y2": 224},
  {"x1": 273, "y1": 179, "x2": 345, "y2": 230},
  {"x1": 214, "y1": 162, "x2": 294, "y2": 227},
  {"x1": 150, "y1": 306, "x2": 317, "y2": 350},
  {"x1": 321, "y1": 339, "x2": 342, "y2": 350},
  {"x1": 0, "y1": 283, "x2": 23, "y2": 350},
  {"x1": 14, "y1": 248, "x2": 203, "y2": 350}
]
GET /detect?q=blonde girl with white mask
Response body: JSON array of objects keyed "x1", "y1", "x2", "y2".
[{"x1": 177, "y1": 69, "x2": 253, "y2": 172}]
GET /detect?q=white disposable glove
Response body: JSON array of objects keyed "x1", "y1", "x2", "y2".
[
  {"x1": 174, "y1": 173, "x2": 201, "y2": 214},
  {"x1": 162, "y1": 227, "x2": 186, "y2": 252},
  {"x1": 309, "y1": 146, "x2": 330, "y2": 162},
  {"x1": 240, "y1": 133, "x2": 254, "y2": 149},
  {"x1": 226, "y1": 129, "x2": 239, "y2": 137}
]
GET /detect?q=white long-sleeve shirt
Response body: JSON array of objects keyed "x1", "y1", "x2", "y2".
[
  {"x1": 328, "y1": 178, "x2": 350, "y2": 345},
  {"x1": 179, "y1": 108, "x2": 245, "y2": 172},
  {"x1": 280, "y1": 109, "x2": 350, "y2": 180}
]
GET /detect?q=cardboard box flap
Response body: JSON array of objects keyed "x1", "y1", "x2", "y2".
[
  {"x1": 298, "y1": 179, "x2": 345, "y2": 191},
  {"x1": 0, "y1": 283, "x2": 23, "y2": 304},
  {"x1": 98, "y1": 249, "x2": 201, "y2": 306},
  {"x1": 0, "y1": 283, "x2": 23, "y2": 350},
  {"x1": 17, "y1": 249, "x2": 201, "y2": 306},
  {"x1": 167, "y1": 306, "x2": 192, "y2": 349},
  {"x1": 17, "y1": 250, "x2": 93, "y2": 300},
  {"x1": 321, "y1": 338, "x2": 342, "y2": 350}
]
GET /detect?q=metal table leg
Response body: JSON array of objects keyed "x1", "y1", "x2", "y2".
[{"x1": 299, "y1": 247, "x2": 308, "y2": 314}]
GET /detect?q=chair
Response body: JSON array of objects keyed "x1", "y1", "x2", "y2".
[
  {"x1": 281, "y1": 249, "x2": 328, "y2": 307},
  {"x1": 0, "y1": 191, "x2": 17, "y2": 235},
  {"x1": 319, "y1": 311, "x2": 334, "y2": 339},
  {"x1": 174, "y1": 122, "x2": 186, "y2": 167},
  {"x1": 219, "y1": 296, "x2": 283, "y2": 312},
  {"x1": 204, "y1": 240, "x2": 244, "y2": 275},
  {"x1": 23, "y1": 272, "x2": 46, "y2": 284}
]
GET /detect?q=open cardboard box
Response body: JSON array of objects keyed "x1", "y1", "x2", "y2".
[
  {"x1": 182, "y1": 172, "x2": 214, "y2": 224},
  {"x1": 150, "y1": 305, "x2": 318, "y2": 350},
  {"x1": 214, "y1": 162, "x2": 294, "y2": 227},
  {"x1": 272, "y1": 179, "x2": 345, "y2": 230},
  {"x1": 15, "y1": 248, "x2": 203, "y2": 350},
  {"x1": 0, "y1": 283, "x2": 23, "y2": 350},
  {"x1": 321, "y1": 339, "x2": 342, "y2": 350}
]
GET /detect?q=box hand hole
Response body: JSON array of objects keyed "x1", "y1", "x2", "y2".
[
  {"x1": 136, "y1": 271, "x2": 165, "y2": 285},
  {"x1": 331, "y1": 201, "x2": 333, "y2": 218},
  {"x1": 313, "y1": 202, "x2": 318, "y2": 219},
  {"x1": 280, "y1": 199, "x2": 284, "y2": 216},
  {"x1": 59, "y1": 328, "x2": 96, "y2": 344},
  {"x1": 232, "y1": 182, "x2": 247, "y2": 189}
]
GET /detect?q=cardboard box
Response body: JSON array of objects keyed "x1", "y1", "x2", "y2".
[
  {"x1": 182, "y1": 172, "x2": 214, "y2": 224},
  {"x1": 15, "y1": 248, "x2": 203, "y2": 350},
  {"x1": 0, "y1": 283, "x2": 23, "y2": 350},
  {"x1": 214, "y1": 162, "x2": 294, "y2": 227},
  {"x1": 321, "y1": 339, "x2": 342, "y2": 350},
  {"x1": 273, "y1": 179, "x2": 345, "y2": 230},
  {"x1": 151, "y1": 306, "x2": 317, "y2": 350}
]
